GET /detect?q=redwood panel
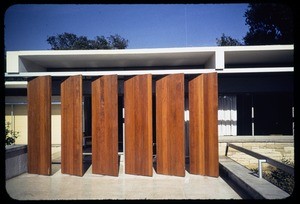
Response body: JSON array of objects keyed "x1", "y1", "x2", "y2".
[
  {"x1": 204, "y1": 72, "x2": 219, "y2": 177},
  {"x1": 156, "y1": 74, "x2": 185, "y2": 176},
  {"x1": 61, "y1": 75, "x2": 83, "y2": 176},
  {"x1": 28, "y1": 76, "x2": 52, "y2": 175},
  {"x1": 91, "y1": 75, "x2": 118, "y2": 176},
  {"x1": 189, "y1": 73, "x2": 219, "y2": 177},
  {"x1": 124, "y1": 74, "x2": 153, "y2": 176},
  {"x1": 189, "y1": 74, "x2": 205, "y2": 175}
]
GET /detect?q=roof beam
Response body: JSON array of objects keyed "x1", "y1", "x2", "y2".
[{"x1": 4, "y1": 67, "x2": 293, "y2": 79}]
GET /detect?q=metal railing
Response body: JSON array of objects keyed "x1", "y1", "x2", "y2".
[{"x1": 225, "y1": 143, "x2": 294, "y2": 178}]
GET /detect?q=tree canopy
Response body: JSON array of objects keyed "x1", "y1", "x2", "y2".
[
  {"x1": 243, "y1": 3, "x2": 294, "y2": 45},
  {"x1": 216, "y1": 33, "x2": 243, "y2": 46},
  {"x1": 216, "y1": 3, "x2": 293, "y2": 46},
  {"x1": 47, "y1": 32, "x2": 129, "y2": 50}
]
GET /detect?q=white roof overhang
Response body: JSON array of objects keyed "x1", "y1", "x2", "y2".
[
  {"x1": 6, "y1": 45, "x2": 293, "y2": 74},
  {"x1": 5, "y1": 45, "x2": 294, "y2": 89}
]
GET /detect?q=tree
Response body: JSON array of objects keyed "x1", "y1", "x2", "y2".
[
  {"x1": 243, "y1": 3, "x2": 294, "y2": 45},
  {"x1": 47, "y1": 32, "x2": 129, "y2": 50},
  {"x1": 91, "y1": 36, "x2": 111, "y2": 49},
  {"x1": 216, "y1": 33, "x2": 243, "y2": 46},
  {"x1": 107, "y1": 34, "x2": 129, "y2": 49}
]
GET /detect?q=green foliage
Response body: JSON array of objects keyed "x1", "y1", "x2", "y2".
[
  {"x1": 243, "y1": 3, "x2": 294, "y2": 45},
  {"x1": 107, "y1": 34, "x2": 129, "y2": 49},
  {"x1": 216, "y1": 33, "x2": 243, "y2": 46},
  {"x1": 47, "y1": 32, "x2": 129, "y2": 50},
  {"x1": 251, "y1": 158, "x2": 294, "y2": 195},
  {"x1": 264, "y1": 167, "x2": 294, "y2": 195},
  {"x1": 5, "y1": 122, "x2": 20, "y2": 146}
]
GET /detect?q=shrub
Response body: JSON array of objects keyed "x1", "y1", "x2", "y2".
[
  {"x1": 251, "y1": 158, "x2": 294, "y2": 195},
  {"x1": 5, "y1": 122, "x2": 20, "y2": 146}
]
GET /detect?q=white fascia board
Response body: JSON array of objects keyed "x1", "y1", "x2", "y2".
[
  {"x1": 11, "y1": 46, "x2": 219, "y2": 56},
  {"x1": 4, "y1": 67, "x2": 293, "y2": 78},
  {"x1": 15, "y1": 45, "x2": 292, "y2": 55},
  {"x1": 5, "y1": 81, "x2": 28, "y2": 88},
  {"x1": 217, "y1": 44, "x2": 294, "y2": 52},
  {"x1": 4, "y1": 69, "x2": 217, "y2": 77},
  {"x1": 220, "y1": 67, "x2": 294, "y2": 73},
  {"x1": 8, "y1": 45, "x2": 294, "y2": 57}
]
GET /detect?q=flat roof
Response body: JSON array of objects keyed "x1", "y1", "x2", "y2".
[{"x1": 6, "y1": 45, "x2": 294, "y2": 73}]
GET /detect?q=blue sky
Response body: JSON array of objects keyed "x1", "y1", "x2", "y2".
[{"x1": 4, "y1": 4, "x2": 249, "y2": 51}]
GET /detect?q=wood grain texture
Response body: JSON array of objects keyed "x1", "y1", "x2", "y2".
[
  {"x1": 189, "y1": 74, "x2": 204, "y2": 175},
  {"x1": 188, "y1": 73, "x2": 219, "y2": 177},
  {"x1": 124, "y1": 74, "x2": 153, "y2": 176},
  {"x1": 27, "y1": 76, "x2": 52, "y2": 175},
  {"x1": 156, "y1": 74, "x2": 185, "y2": 177},
  {"x1": 91, "y1": 75, "x2": 118, "y2": 176},
  {"x1": 61, "y1": 75, "x2": 83, "y2": 176}
]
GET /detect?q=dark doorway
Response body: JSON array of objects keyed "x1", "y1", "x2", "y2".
[
  {"x1": 253, "y1": 93, "x2": 293, "y2": 135},
  {"x1": 237, "y1": 94, "x2": 252, "y2": 135}
]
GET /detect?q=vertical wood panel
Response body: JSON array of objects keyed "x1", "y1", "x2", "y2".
[
  {"x1": 61, "y1": 75, "x2": 83, "y2": 176},
  {"x1": 189, "y1": 73, "x2": 219, "y2": 177},
  {"x1": 205, "y1": 72, "x2": 219, "y2": 177},
  {"x1": 28, "y1": 76, "x2": 52, "y2": 175},
  {"x1": 124, "y1": 74, "x2": 153, "y2": 176},
  {"x1": 156, "y1": 74, "x2": 185, "y2": 177},
  {"x1": 189, "y1": 74, "x2": 204, "y2": 175},
  {"x1": 92, "y1": 75, "x2": 118, "y2": 176}
]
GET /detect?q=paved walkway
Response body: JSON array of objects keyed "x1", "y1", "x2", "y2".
[
  {"x1": 219, "y1": 156, "x2": 290, "y2": 199},
  {"x1": 6, "y1": 160, "x2": 241, "y2": 200}
]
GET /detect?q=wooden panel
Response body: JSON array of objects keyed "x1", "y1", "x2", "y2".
[
  {"x1": 61, "y1": 75, "x2": 83, "y2": 176},
  {"x1": 189, "y1": 74, "x2": 205, "y2": 175},
  {"x1": 156, "y1": 74, "x2": 185, "y2": 176},
  {"x1": 189, "y1": 73, "x2": 219, "y2": 177},
  {"x1": 204, "y1": 72, "x2": 219, "y2": 177},
  {"x1": 28, "y1": 76, "x2": 52, "y2": 175},
  {"x1": 124, "y1": 74, "x2": 153, "y2": 176},
  {"x1": 91, "y1": 75, "x2": 118, "y2": 176}
]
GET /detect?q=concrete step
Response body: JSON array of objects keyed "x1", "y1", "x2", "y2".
[{"x1": 219, "y1": 156, "x2": 290, "y2": 199}]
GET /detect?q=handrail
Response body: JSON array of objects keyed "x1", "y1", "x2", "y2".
[{"x1": 225, "y1": 143, "x2": 294, "y2": 176}]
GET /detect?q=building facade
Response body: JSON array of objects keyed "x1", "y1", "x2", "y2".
[
  {"x1": 5, "y1": 45, "x2": 294, "y2": 143},
  {"x1": 4, "y1": 45, "x2": 294, "y2": 176}
]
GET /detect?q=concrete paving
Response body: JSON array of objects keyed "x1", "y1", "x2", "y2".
[
  {"x1": 219, "y1": 135, "x2": 294, "y2": 143},
  {"x1": 219, "y1": 156, "x2": 290, "y2": 199},
  {"x1": 6, "y1": 159, "x2": 241, "y2": 200}
]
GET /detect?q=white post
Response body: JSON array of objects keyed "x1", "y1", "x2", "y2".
[
  {"x1": 292, "y1": 107, "x2": 294, "y2": 136},
  {"x1": 10, "y1": 104, "x2": 14, "y2": 132},
  {"x1": 251, "y1": 106, "x2": 255, "y2": 136},
  {"x1": 122, "y1": 107, "x2": 125, "y2": 172},
  {"x1": 258, "y1": 159, "x2": 266, "y2": 178}
]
